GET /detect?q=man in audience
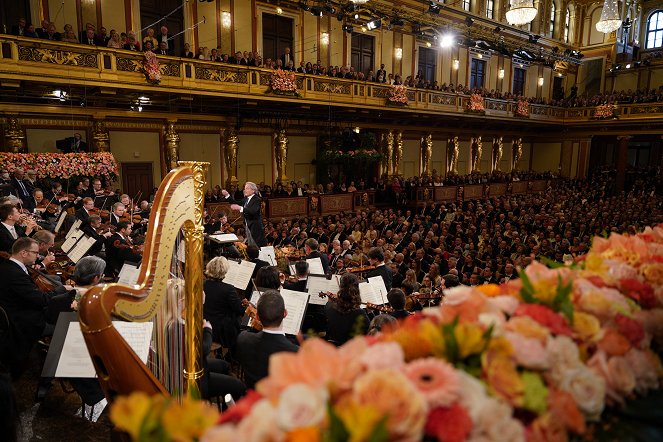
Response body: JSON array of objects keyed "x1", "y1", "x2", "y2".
[
  {"x1": 280, "y1": 47, "x2": 294, "y2": 67},
  {"x1": 158, "y1": 26, "x2": 173, "y2": 55},
  {"x1": 236, "y1": 290, "x2": 298, "y2": 389},
  {"x1": 12, "y1": 18, "x2": 28, "y2": 36}
]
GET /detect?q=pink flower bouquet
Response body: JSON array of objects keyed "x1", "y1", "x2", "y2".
[
  {"x1": 387, "y1": 85, "x2": 409, "y2": 105},
  {"x1": 466, "y1": 93, "x2": 485, "y2": 113},
  {"x1": 594, "y1": 103, "x2": 616, "y2": 119},
  {"x1": 269, "y1": 70, "x2": 298, "y2": 96},
  {"x1": 0, "y1": 152, "x2": 118, "y2": 182},
  {"x1": 514, "y1": 100, "x2": 530, "y2": 118},
  {"x1": 143, "y1": 50, "x2": 161, "y2": 85}
]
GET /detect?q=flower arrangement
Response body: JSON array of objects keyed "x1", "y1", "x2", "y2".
[
  {"x1": 387, "y1": 85, "x2": 409, "y2": 105},
  {"x1": 269, "y1": 70, "x2": 299, "y2": 96},
  {"x1": 143, "y1": 51, "x2": 161, "y2": 85},
  {"x1": 466, "y1": 93, "x2": 485, "y2": 113},
  {"x1": 0, "y1": 152, "x2": 118, "y2": 182},
  {"x1": 514, "y1": 100, "x2": 530, "y2": 118},
  {"x1": 320, "y1": 149, "x2": 381, "y2": 161},
  {"x1": 594, "y1": 103, "x2": 617, "y2": 119},
  {"x1": 111, "y1": 224, "x2": 663, "y2": 442}
]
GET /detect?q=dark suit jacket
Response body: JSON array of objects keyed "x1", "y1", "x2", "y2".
[
  {"x1": 0, "y1": 224, "x2": 26, "y2": 253},
  {"x1": 105, "y1": 233, "x2": 141, "y2": 274},
  {"x1": 202, "y1": 278, "x2": 244, "y2": 347},
  {"x1": 75, "y1": 207, "x2": 91, "y2": 224},
  {"x1": 237, "y1": 331, "x2": 298, "y2": 389},
  {"x1": 157, "y1": 33, "x2": 174, "y2": 54},
  {"x1": 324, "y1": 303, "x2": 369, "y2": 345},
  {"x1": 367, "y1": 264, "x2": 393, "y2": 291},
  {"x1": 283, "y1": 279, "x2": 307, "y2": 293},
  {"x1": 280, "y1": 54, "x2": 294, "y2": 67},
  {"x1": 305, "y1": 250, "x2": 330, "y2": 274},
  {"x1": 11, "y1": 177, "x2": 31, "y2": 202},
  {"x1": 224, "y1": 194, "x2": 267, "y2": 247}
]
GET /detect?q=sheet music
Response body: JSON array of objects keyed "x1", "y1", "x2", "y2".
[
  {"x1": 67, "y1": 236, "x2": 96, "y2": 263},
  {"x1": 368, "y1": 276, "x2": 388, "y2": 305},
  {"x1": 359, "y1": 281, "x2": 382, "y2": 305},
  {"x1": 208, "y1": 233, "x2": 239, "y2": 243},
  {"x1": 61, "y1": 229, "x2": 84, "y2": 253},
  {"x1": 279, "y1": 288, "x2": 309, "y2": 335},
  {"x1": 288, "y1": 263, "x2": 297, "y2": 275},
  {"x1": 54, "y1": 210, "x2": 67, "y2": 233},
  {"x1": 65, "y1": 219, "x2": 82, "y2": 239},
  {"x1": 306, "y1": 257, "x2": 325, "y2": 275},
  {"x1": 117, "y1": 262, "x2": 141, "y2": 286},
  {"x1": 55, "y1": 321, "x2": 153, "y2": 378},
  {"x1": 224, "y1": 259, "x2": 256, "y2": 290},
  {"x1": 259, "y1": 246, "x2": 277, "y2": 266},
  {"x1": 250, "y1": 290, "x2": 261, "y2": 305},
  {"x1": 307, "y1": 275, "x2": 340, "y2": 305}
]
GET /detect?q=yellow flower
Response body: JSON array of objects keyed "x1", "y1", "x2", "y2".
[
  {"x1": 573, "y1": 312, "x2": 601, "y2": 341},
  {"x1": 486, "y1": 335, "x2": 514, "y2": 358},
  {"x1": 531, "y1": 280, "x2": 558, "y2": 305},
  {"x1": 285, "y1": 426, "x2": 321, "y2": 442},
  {"x1": 584, "y1": 253, "x2": 607, "y2": 273},
  {"x1": 484, "y1": 355, "x2": 524, "y2": 407},
  {"x1": 455, "y1": 322, "x2": 486, "y2": 359},
  {"x1": 334, "y1": 397, "x2": 384, "y2": 442},
  {"x1": 505, "y1": 316, "x2": 550, "y2": 343},
  {"x1": 641, "y1": 263, "x2": 663, "y2": 286},
  {"x1": 476, "y1": 284, "x2": 501, "y2": 297},
  {"x1": 387, "y1": 321, "x2": 435, "y2": 361},
  {"x1": 110, "y1": 392, "x2": 160, "y2": 439},
  {"x1": 162, "y1": 395, "x2": 219, "y2": 442},
  {"x1": 420, "y1": 320, "x2": 446, "y2": 358}
]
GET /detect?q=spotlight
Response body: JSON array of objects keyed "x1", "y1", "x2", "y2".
[
  {"x1": 465, "y1": 17, "x2": 474, "y2": 26},
  {"x1": 428, "y1": 1, "x2": 441, "y2": 14},
  {"x1": 310, "y1": 7, "x2": 323, "y2": 17},
  {"x1": 342, "y1": 24, "x2": 353, "y2": 33},
  {"x1": 324, "y1": 3, "x2": 336, "y2": 14},
  {"x1": 634, "y1": 61, "x2": 641, "y2": 67},
  {"x1": 625, "y1": 63, "x2": 632, "y2": 68},
  {"x1": 613, "y1": 64, "x2": 622, "y2": 70},
  {"x1": 301, "y1": 1, "x2": 310, "y2": 12},
  {"x1": 276, "y1": 7, "x2": 283, "y2": 14},
  {"x1": 439, "y1": 33, "x2": 454, "y2": 48},
  {"x1": 493, "y1": 26, "x2": 502, "y2": 33},
  {"x1": 528, "y1": 34, "x2": 541, "y2": 43},
  {"x1": 366, "y1": 19, "x2": 381, "y2": 30},
  {"x1": 354, "y1": 13, "x2": 359, "y2": 19}
]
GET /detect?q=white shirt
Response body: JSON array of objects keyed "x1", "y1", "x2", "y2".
[
  {"x1": 10, "y1": 257, "x2": 28, "y2": 274},
  {"x1": 240, "y1": 194, "x2": 254, "y2": 213},
  {"x1": 2, "y1": 221, "x2": 17, "y2": 239},
  {"x1": 262, "y1": 328, "x2": 285, "y2": 336}
]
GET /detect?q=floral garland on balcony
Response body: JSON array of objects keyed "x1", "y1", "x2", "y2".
[
  {"x1": 514, "y1": 100, "x2": 530, "y2": 118},
  {"x1": 320, "y1": 149, "x2": 381, "y2": 161},
  {"x1": 0, "y1": 152, "x2": 118, "y2": 181},
  {"x1": 110, "y1": 223, "x2": 663, "y2": 442},
  {"x1": 466, "y1": 93, "x2": 486, "y2": 114},
  {"x1": 269, "y1": 70, "x2": 299, "y2": 96},
  {"x1": 387, "y1": 85, "x2": 409, "y2": 105},
  {"x1": 143, "y1": 50, "x2": 161, "y2": 85},
  {"x1": 594, "y1": 103, "x2": 617, "y2": 119}
]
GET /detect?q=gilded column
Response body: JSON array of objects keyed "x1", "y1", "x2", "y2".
[
  {"x1": 4, "y1": 117, "x2": 26, "y2": 153},
  {"x1": 492, "y1": 136, "x2": 503, "y2": 172},
  {"x1": 274, "y1": 129, "x2": 289, "y2": 184},
  {"x1": 92, "y1": 120, "x2": 110, "y2": 152},
  {"x1": 471, "y1": 136, "x2": 483, "y2": 173},
  {"x1": 165, "y1": 121, "x2": 180, "y2": 171},
  {"x1": 223, "y1": 127, "x2": 239, "y2": 187},
  {"x1": 421, "y1": 134, "x2": 433, "y2": 177},
  {"x1": 385, "y1": 130, "x2": 394, "y2": 178},
  {"x1": 447, "y1": 136, "x2": 459, "y2": 175},
  {"x1": 393, "y1": 130, "x2": 403, "y2": 177},
  {"x1": 512, "y1": 137, "x2": 523, "y2": 171}
]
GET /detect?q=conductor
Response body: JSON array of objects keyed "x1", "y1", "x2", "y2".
[{"x1": 221, "y1": 181, "x2": 267, "y2": 247}]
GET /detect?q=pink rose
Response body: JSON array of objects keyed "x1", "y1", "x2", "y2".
[
  {"x1": 504, "y1": 331, "x2": 549, "y2": 370},
  {"x1": 587, "y1": 350, "x2": 635, "y2": 405},
  {"x1": 403, "y1": 358, "x2": 460, "y2": 408}
]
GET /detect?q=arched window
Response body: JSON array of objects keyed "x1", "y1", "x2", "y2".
[
  {"x1": 550, "y1": 2, "x2": 556, "y2": 36},
  {"x1": 564, "y1": 7, "x2": 571, "y2": 42},
  {"x1": 486, "y1": 0, "x2": 495, "y2": 18},
  {"x1": 646, "y1": 11, "x2": 663, "y2": 49}
]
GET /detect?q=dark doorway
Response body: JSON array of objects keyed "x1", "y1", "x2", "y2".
[
  {"x1": 122, "y1": 163, "x2": 154, "y2": 202},
  {"x1": 1, "y1": 0, "x2": 31, "y2": 34},
  {"x1": 351, "y1": 33, "x2": 374, "y2": 75},
  {"x1": 417, "y1": 47, "x2": 437, "y2": 82},
  {"x1": 552, "y1": 76, "x2": 564, "y2": 100},
  {"x1": 470, "y1": 58, "x2": 486, "y2": 89},
  {"x1": 262, "y1": 13, "x2": 294, "y2": 63},
  {"x1": 140, "y1": 0, "x2": 184, "y2": 56},
  {"x1": 513, "y1": 67, "x2": 526, "y2": 96}
]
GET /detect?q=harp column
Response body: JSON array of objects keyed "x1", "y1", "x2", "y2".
[
  {"x1": 92, "y1": 120, "x2": 110, "y2": 152},
  {"x1": 4, "y1": 117, "x2": 26, "y2": 153},
  {"x1": 179, "y1": 160, "x2": 209, "y2": 395}
]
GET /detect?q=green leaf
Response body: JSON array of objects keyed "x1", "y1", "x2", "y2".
[
  {"x1": 518, "y1": 270, "x2": 538, "y2": 304},
  {"x1": 325, "y1": 402, "x2": 350, "y2": 442},
  {"x1": 552, "y1": 275, "x2": 574, "y2": 324},
  {"x1": 441, "y1": 317, "x2": 460, "y2": 363},
  {"x1": 367, "y1": 416, "x2": 390, "y2": 442},
  {"x1": 539, "y1": 256, "x2": 565, "y2": 269}
]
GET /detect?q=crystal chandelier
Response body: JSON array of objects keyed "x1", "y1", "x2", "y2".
[
  {"x1": 595, "y1": 0, "x2": 621, "y2": 33},
  {"x1": 506, "y1": 0, "x2": 538, "y2": 26},
  {"x1": 350, "y1": 0, "x2": 370, "y2": 4}
]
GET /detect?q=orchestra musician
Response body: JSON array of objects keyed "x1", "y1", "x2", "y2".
[
  {"x1": 0, "y1": 237, "x2": 74, "y2": 377},
  {"x1": 76, "y1": 197, "x2": 95, "y2": 224},
  {"x1": 81, "y1": 215, "x2": 112, "y2": 257},
  {"x1": 386, "y1": 288, "x2": 411, "y2": 319},
  {"x1": 31, "y1": 230, "x2": 56, "y2": 269},
  {"x1": 283, "y1": 261, "x2": 308, "y2": 292},
  {"x1": 105, "y1": 220, "x2": 141, "y2": 275},
  {"x1": 221, "y1": 181, "x2": 267, "y2": 247},
  {"x1": 303, "y1": 238, "x2": 330, "y2": 274},
  {"x1": 0, "y1": 204, "x2": 37, "y2": 253},
  {"x1": 109, "y1": 202, "x2": 125, "y2": 226},
  {"x1": 202, "y1": 256, "x2": 245, "y2": 350},
  {"x1": 244, "y1": 245, "x2": 269, "y2": 298},
  {"x1": 366, "y1": 247, "x2": 393, "y2": 291},
  {"x1": 324, "y1": 273, "x2": 369, "y2": 346}
]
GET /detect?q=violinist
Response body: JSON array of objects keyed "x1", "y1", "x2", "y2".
[
  {"x1": 81, "y1": 215, "x2": 112, "y2": 257},
  {"x1": 303, "y1": 238, "x2": 330, "y2": 274},
  {"x1": 366, "y1": 247, "x2": 393, "y2": 291},
  {"x1": 109, "y1": 202, "x2": 125, "y2": 226},
  {"x1": 0, "y1": 204, "x2": 36, "y2": 253},
  {"x1": 324, "y1": 273, "x2": 369, "y2": 346},
  {"x1": 283, "y1": 261, "x2": 308, "y2": 293},
  {"x1": 77, "y1": 178, "x2": 91, "y2": 198},
  {"x1": 105, "y1": 220, "x2": 141, "y2": 275},
  {"x1": 76, "y1": 197, "x2": 95, "y2": 224},
  {"x1": 0, "y1": 237, "x2": 74, "y2": 377},
  {"x1": 386, "y1": 288, "x2": 411, "y2": 319},
  {"x1": 32, "y1": 230, "x2": 56, "y2": 269}
]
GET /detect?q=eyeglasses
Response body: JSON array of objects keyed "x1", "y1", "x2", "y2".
[{"x1": 25, "y1": 250, "x2": 40, "y2": 255}]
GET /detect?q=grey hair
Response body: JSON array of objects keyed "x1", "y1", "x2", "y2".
[
  {"x1": 73, "y1": 256, "x2": 106, "y2": 286},
  {"x1": 245, "y1": 181, "x2": 258, "y2": 193}
]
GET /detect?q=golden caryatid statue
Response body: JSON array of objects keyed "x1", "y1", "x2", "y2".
[
  {"x1": 471, "y1": 136, "x2": 483, "y2": 173},
  {"x1": 393, "y1": 130, "x2": 403, "y2": 177},
  {"x1": 165, "y1": 121, "x2": 180, "y2": 171},
  {"x1": 92, "y1": 120, "x2": 110, "y2": 152},
  {"x1": 385, "y1": 130, "x2": 394, "y2": 177},
  {"x1": 446, "y1": 136, "x2": 459, "y2": 175},
  {"x1": 421, "y1": 134, "x2": 433, "y2": 177},
  {"x1": 274, "y1": 129, "x2": 289, "y2": 183},
  {"x1": 512, "y1": 137, "x2": 523, "y2": 171},
  {"x1": 223, "y1": 127, "x2": 239, "y2": 187},
  {"x1": 492, "y1": 136, "x2": 503, "y2": 172},
  {"x1": 4, "y1": 117, "x2": 26, "y2": 153}
]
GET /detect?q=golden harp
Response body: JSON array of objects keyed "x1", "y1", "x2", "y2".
[{"x1": 78, "y1": 161, "x2": 209, "y2": 399}]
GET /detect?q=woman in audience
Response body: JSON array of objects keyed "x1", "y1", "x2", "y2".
[{"x1": 107, "y1": 30, "x2": 122, "y2": 48}]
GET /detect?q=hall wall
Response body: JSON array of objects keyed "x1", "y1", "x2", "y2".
[
  {"x1": 179, "y1": 133, "x2": 222, "y2": 189},
  {"x1": 108, "y1": 130, "x2": 162, "y2": 187}
]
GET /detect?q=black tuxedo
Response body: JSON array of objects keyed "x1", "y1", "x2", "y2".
[
  {"x1": 283, "y1": 278, "x2": 307, "y2": 293},
  {"x1": 11, "y1": 177, "x2": 31, "y2": 202},
  {"x1": 280, "y1": 53, "x2": 294, "y2": 67},
  {"x1": 157, "y1": 33, "x2": 174, "y2": 54},
  {"x1": 0, "y1": 223, "x2": 27, "y2": 253},
  {"x1": 105, "y1": 233, "x2": 141, "y2": 274},
  {"x1": 236, "y1": 330, "x2": 298, "y2": 389},
  {"x1": 305, "y1": 250, "x2": 330, "y2": 274},
  {"x1": 367, "y1": 264, "x2": 393, "y2": 291},
  {"x1": 203, "y1": 279, "x2": 244, "y2": 348},
  {"x1": 376, "y1": 69, "x2": 387, "y2": 83},
  {"x1": 75, "y1": 208, "x2": 91, "y2": 223},
  {"x1": 80, "y1": 223, "x2": 106, "y2": 256},
  {"x1": 224, "y1": 194, "x2": 266, "y2": 247},
  {"x1": 182, "y1": 50, "x2": 194, "y2": 58}
]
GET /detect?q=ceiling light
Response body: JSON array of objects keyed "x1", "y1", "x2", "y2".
[
  {"x1": 498, "y1": 68, "x2": 505, "y2": 79},
  {"x1": 625, "y1": 63, "x2": 631, "y2": 68},
  {"x1": 439, "y1": 33, "x2": 454, "y2": 48},
  {"x1": 366, "y1": 19, "x2": 381, "y2": 30},
  {"x1": 506, "y1": 0, "x2": 537, "y2": 25},
  {"x1": 596, "y1": 0, "x2": 621, "y2": 33},
  {"x1": 342, "y1": 24, "x2": 353, "y2": 33},
  {"x1": 426, "y1": 41, "x2": 432, "y2": 47},
  {"x1": 276, "y1": 7, "x2": 283, "y2": 14},
  {"x1": 452, "y1": 59, "x2": 459, "y2": 70},
  {"x1": 310, "y1": 7, "x2": 323, "y2": 17}
]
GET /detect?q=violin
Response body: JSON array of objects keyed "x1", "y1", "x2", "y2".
[
  {"x1": 364, "y1": 303, "x2": 395, "y2": 313},
  {"x1": 112, "y1": 239, "x2": 143, "y2": 255},
  {"x1": 318, "y1": 291, "x2": 338, "y2": 300},
  {"x1": 347, "y1": 265, "x2": 376, "y2": 274},
  {"x1": 280, "y1": 272, "x2": 299, "y2": 284},
  {"x1": 241, "y1": 298, "x2": 263, "y2": 331}
]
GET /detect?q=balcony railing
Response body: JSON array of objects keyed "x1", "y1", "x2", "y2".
[{"x1": 1, "y1": 35, "x2": 662, "y2": 123}]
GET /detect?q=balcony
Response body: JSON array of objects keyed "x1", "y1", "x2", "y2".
[{"x1": 1, "y1": 35, "x2": 662, "y2": 126}]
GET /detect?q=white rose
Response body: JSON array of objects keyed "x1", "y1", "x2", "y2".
[
  {"x1": 547, "y1": 335, "x2": 582, "y2": 386},
  {"x1": 276, "y1": 384, "x2": 328, "y2": 431},
  {"x1": 236, "y1": 399, "x2": 284, "y2": 442},
  {"x1": 559, "y1": 366, "x2": 606, "y2": 420},
  {"x1": 359, "y1": 342, "x2": 405, "y2": 371}
]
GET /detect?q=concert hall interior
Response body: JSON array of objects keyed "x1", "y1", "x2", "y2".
[{"x1": 1, "y1": 0, "x2": 663, "y2": 441}]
